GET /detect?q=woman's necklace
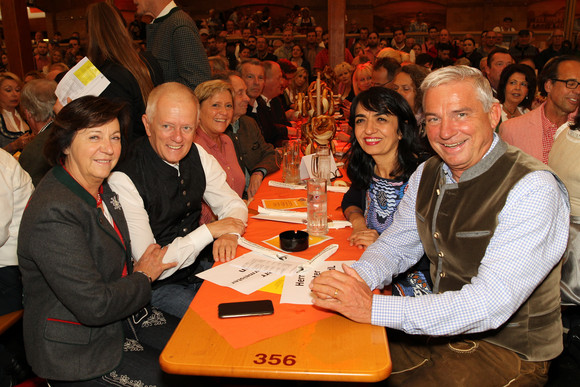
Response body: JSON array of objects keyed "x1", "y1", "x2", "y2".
[{"x1": 503, "y1": 105, "x2": 519, "y2": 119}]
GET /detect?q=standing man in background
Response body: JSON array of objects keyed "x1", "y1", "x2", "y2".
[{"x1": 134, "y1": 0, "x2": 210, "y2": 90}]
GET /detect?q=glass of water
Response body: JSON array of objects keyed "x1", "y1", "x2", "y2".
[
  {"x1": 311, "y1": 145, "x2": 331, "y2": 182},
  {"x1": 307, "y1": 178, "x2": 328, "y2": 236}
]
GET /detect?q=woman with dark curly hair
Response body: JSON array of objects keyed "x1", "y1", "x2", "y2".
[
  {"x1": 341, "y1": 87, "x2": 432, "y2": 296},
  {"x1": 496, "y1": 63, "x2": 536, "y2": 126}
]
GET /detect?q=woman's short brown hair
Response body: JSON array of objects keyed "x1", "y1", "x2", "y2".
[
  {"x1": 44, "y1": 96, "x2": 129, "y2": 166},
  {"x1": 193, "y1": 79, "x2": 234, "y2": 105}
]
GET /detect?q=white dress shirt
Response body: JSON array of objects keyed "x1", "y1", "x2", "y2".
[
  {"x1": 0, "y1": 149, "x2": 33, "y2": 267},
  {"x1": 108, "y1": 144, "x2": 248, "y2": 280}
]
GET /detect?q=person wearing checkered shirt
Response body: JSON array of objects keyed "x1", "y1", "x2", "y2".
[
  {"x1": 311, "y1": 66, "x2": 570, "y2": 385},
  {"x1": 135, "y1": 0, "x2": 211, "y2": 90},
  {"x1": 500, "y1": 55, "x2": 580, "y2": 164}
]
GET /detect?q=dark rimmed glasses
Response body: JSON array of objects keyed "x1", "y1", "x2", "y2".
[{"x1": 552, "y1": 78, "x2": 580, "y2": 89}]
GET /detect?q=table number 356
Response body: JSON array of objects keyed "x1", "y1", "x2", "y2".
[{"x1": 253, "y1": 353, "x2": 296, "y2": 366}]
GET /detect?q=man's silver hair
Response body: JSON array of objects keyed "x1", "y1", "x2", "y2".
[
  {"x1": 420, "y1": 65, "x2": 494, "y2": 112},
  {"x1": 20, "y1": 79, "x2": 57, "y2": 122}
]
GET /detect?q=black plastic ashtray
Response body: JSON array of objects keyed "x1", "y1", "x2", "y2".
[{"x1": 279, "y1": 230, "x2": 309, "y2": 252}]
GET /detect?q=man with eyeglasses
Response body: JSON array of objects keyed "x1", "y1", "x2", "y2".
[
  {"x1": 371, "y1": 56, "x2": 401, "y2": 88},
  {"x1": 500, "y1": 55, "x2": 580, "y2": 164},
  {"x1": 535, "y1": 30, "x2": 574, "y2": 70}
]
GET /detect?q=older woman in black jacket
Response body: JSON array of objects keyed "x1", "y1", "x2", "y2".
[{"x1": 18, "y1": 96, "x2": 177, "y2": 385}]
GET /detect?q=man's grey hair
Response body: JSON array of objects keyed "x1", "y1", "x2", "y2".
[
  {"x1": 421, "y1": 65, "x2": 494, "y2": 112},
  {"x1": 20, "y1": 79, "x2": 57, "y2": 122},
  {"x1": 236, "y1": 58, "x2": 263, "y2": 74}
]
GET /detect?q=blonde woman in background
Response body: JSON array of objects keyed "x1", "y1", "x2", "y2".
[
  {"x1": 376, "y1": 47, "x2": 402, "y2": 64},
  {"x1": 193, "y1": 80, "x2": 244, "y2": 224},
  {"x1": 284, "y1": 66, "x2": 309, "y2": 111},
  {"x1": 352, "y1": 62, "x2": 373, "y2": 96},
  {"x1": 0, "y1": 72, "x2": 32, "y2": 154},
  {"x1": 334, "y1": 62, "x2": 355, "y2": 102}
]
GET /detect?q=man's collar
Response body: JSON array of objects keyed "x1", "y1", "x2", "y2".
[
  {"x1": 231, "y1": 119, "x2": 240, "y2": 134},
  {"x1": 195, "y1": 128, "x2": 220, "y2": 151},
  {"x1": 260, "y1": 94, "x2": 272, "y2": 106},
  {"x1": 441, "y1": 133, "x2": 504, "y2": 183},
  {"x1": 38, "y1": 120, "x2": 53, "y2": 134},
  {"x1": 251, "y1": 99, "x2": 259, "y2": 113},
  {"x1": 543, "y1": 100, "x2": 576, "y2": 128},
  {"x1": 153, "y1": 1, "x2": 177, "y2": 22}
]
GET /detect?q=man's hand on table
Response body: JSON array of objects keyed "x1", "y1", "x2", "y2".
[
  {"x1": 213, "y1": 234, "x2": 238, "y2": 262},
  {"x1": 206, "y1": 217, "x2": 246, "y2": 262},
  {"x1": 247, "y1": 172, "x2": 264, "y2": 200},
  {"x1": 206, "y1": 217, "x2": 246, "y2": 238},
  {"x1": 310, "y1": 264, "x2": 373, "y2": 324}
]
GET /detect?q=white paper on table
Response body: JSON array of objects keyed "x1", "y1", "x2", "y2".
[
  {"x1": 268, "y1": 180, "x2": 306, "y2": 190},
  {"x1": 258, "y1": 206, "x2": 305, "y2": 218},
  {"x1": 55, "y1": 57, "x2": 110, "y2": 106},
  {"x1": 252, "y1": 213, "x2": 305, "y2": 224},
  {"x1": 267, "y1": 179, "x2": 348, "y2": 193},
  {"x1": 196, "y1": 252, "x2": 293, "y2": 294},
  {"x1": 300, "y1": 154, "x2": 339, "y2": 180},
  {"x1": 252, "y1": 206, "x2": 306, "y2": 224},
  {"x1": 280, "y1": 261, "x2": 356, "y2": 304},
  {"x1": 328, "y1": 220, "x2": 352, "y2": 229},
  {"x1": 238, "y1": 236, "x2": 305, "y2": 261},
  {"x1": 229, "y1": 252, "x2": 306, "y2": 275},
  {"x1": 252, "y1": 207, "x2": 351, "y2": 229}
]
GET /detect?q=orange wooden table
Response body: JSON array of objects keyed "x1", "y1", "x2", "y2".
[{"x1": 160, "y1": 170, "x2": 391, "y2": 382}]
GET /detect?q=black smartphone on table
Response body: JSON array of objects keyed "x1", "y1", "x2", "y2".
[{"x1": 218, "y1": 300, "x2": 274, "y2": 319}]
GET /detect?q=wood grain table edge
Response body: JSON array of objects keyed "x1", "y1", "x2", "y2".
[{"x1": 160, "y1": 310, "x2": 392, "y2": 382}]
